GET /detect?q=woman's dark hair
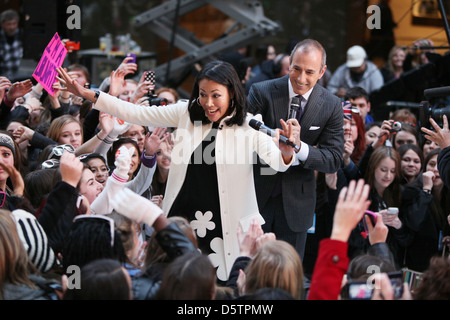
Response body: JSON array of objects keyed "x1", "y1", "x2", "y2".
[
  {"x1": 412, "y1": 256, "x2": 450, "y2": 300},
  {"x1": 63, "y1": 258, "x2": 131, "y2": 300},
  {"x1": 106, "y1": 137, "x2": 141, "y2": 176},
  {"x1": 364, "y1": 145, "x2": 402, "y2": 207},
  {"x1": 62, "y1": 216, "x2": 126, "y2": 271},
  {"x1": 397, "y1": 143, "x2": 424, "y2": 184},
  {"x1": 24, "y1": 168, "x2": 61, "y2": 209},
  {"x1": 365, "y1": 121, "x2": 382, "y2": 132},
  {"x1": 188, "y1": 60, "x2": 246, "y2": 127},
  {"x1": 391, "y1": 122, "x2": 419, "y2": 148},
  {"x1": 423, "y1": 147, "x2": 450, "y2": 234},
  {"x1": 80, "y1": 152, "x2": 109, "y2": 171},
  {"x1": 340, "y1": 254, "x2": 396, "y2": 300},
  {"x1": 76, "y1": 162, "x2": 92, "y2": 190},
  {"x1": 346, "y1": 254, "x2": 396, "y2": 281},
  {"x1": 397, "y1": 143, "x2": 424, "y2": 165},
  {"x1": 423, "y1": 147, "x2": 441, "y2": 171},
  {"x1": 0, "y1": 130, "x2": 22, "y2": 172},
  {"x1": 351, "y1": 111, "x2": 366, "y2": 165}
]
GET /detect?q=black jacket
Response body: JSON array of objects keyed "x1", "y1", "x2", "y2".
[
  {"x1": 400, "y1": 184, "x2": 449, "y2": 272},
  {"x1": 438, "y1": 146, "x2": 450, "y2": 190},
  {"x1": 37, "y1": 181, "x2": 79, "y2": 255}
]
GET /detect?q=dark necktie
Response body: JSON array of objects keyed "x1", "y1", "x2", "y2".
[{"x1": 295, "y1": 95, "x2": 304, "y2": 122}]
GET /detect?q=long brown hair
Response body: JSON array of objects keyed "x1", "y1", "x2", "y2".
[
  {"x1": 351, "y1": 111, "x2": 366, "y2": 165},
  {"x1": 424, "y1": 148, "x2": 450, "y2": 234},
  {"x1": 0, "y1": 209, "x2": 37, "y2": 299},
  {"x1": 364, "y1": 145, "x2": 402, "y2": 207}
]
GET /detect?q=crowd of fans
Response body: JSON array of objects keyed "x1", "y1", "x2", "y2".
[{"x1": 1, "y1": 6, "x2": 450, "y2": 301}]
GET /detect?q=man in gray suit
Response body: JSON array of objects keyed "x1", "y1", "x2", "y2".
[{"x1": 247, "y1": 39, "x2": 344, "y2": 259}]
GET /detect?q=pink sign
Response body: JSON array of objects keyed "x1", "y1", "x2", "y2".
[{"x1": 32, "y1": 33, "x2": 68, "y2": 96}]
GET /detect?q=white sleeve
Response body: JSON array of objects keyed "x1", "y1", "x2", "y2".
[
  {"x1": 125, "y1": 163, "x2": 156, "y2": 196},
  {"x1": 90, "y1": 172, "x2": 128, "y2": 215}
]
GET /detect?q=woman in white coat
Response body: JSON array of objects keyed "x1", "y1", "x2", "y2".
[{"x1": 57, "y1": 61, "x2": 295, "y2": 281}]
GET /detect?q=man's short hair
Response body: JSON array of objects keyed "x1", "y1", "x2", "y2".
[
  {"x1": 290, "y1": 39, "x2": 327, "y2": 69},
  {"x1": 345, "y1": 86, "x2": 370, "y2": 102},
  {"x1": 0, "y1": 9, "x2": 19, "y2": 24}
]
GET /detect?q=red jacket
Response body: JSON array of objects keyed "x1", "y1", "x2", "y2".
[{"x1": 307, "y1": 238, "x2": 349, "y2": 300}]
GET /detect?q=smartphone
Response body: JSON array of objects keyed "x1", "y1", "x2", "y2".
[
  {"x1": 126, "y1": 52, "x2": 136, "y2": 64},
  {"x1": 145, "y1": 71, "x2": 155, "y2": 96},
  {"x1": 388, "y1": 271, "x2": 404, "y2": 299},
  {"x1": 346, "y1": 271, "x2": 404, "y2": 300},
  {"x1": 145, "y1": 70, "x2": 155, "y2": 84},
  {"x1": 346, "y1": 281, "x2": 373, "y2": 300},
  {"x1": 364, "y1": 210, "x2": 377, "y2": 225},
  {"x1": 388, "y1": 207, "x2": 399, "y2": 215}
]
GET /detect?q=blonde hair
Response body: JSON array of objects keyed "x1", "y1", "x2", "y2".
[
  {"x1": 46, "y1": 115, "x2": 83, "y2": 143},
  {"x1": 244, "y1": 240, "x2": 304, "y2": 299}
]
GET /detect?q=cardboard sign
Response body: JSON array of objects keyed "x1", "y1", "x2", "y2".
[{"x1": 32, "y1": 33, "x2": 68, "y2": 96}]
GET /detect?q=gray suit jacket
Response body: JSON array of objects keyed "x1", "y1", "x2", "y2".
[{"x1": 247, "y1": 75, "x2": 344, "y2": 232}]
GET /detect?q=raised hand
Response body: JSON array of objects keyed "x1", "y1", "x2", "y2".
[
  {"x1": 276, "y1": 119, "x2": 295, "y2": 162},
  {"x1": 108, "y1": 68, "x2": 128, "y2": 97},
  {"x1": 59, "y1": 151, "x2": 84, "y2": 188},
  {"x1": 12, "y1": 125, "x2": 34, "y2": 144},
  {"x1": 421, "y1": 115, "x2": 450, "y2": 149},
  {"x1": 144, "y1": 127, "x2": 169, "y2": 157},
  {"x1": 236, "y1": 218, "x2": 265, "y2": 258},
  {"x1": 130, "y1": 71, "x2": 154, "y2": 104},
  {"x1": 0, "y1": 76, "x2": 12, "y2": 102},
  {"x1": 56, "y1": 67, "x2": 88, "y2": 99},
  {"x1": 331, "y1": 179, "x2": 371, "y2": 242},
  {"x1": 0, "y1": 161, "x2": 24, "y2": 196},
  {"x1": 6, "y1": 79, "x2": 33, "y2": 101}
]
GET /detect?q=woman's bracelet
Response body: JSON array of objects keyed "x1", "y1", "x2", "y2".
[
  {"x1": 96, "y1": 133, "x2": 114, "y2": 144},
  {"x1": 423, "y1": 188, "x2": 432, "y2": 194}
]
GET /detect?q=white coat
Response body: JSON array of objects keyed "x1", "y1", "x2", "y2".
[{"x1": 94, "y1": 94, "x2": 293, "y2": 280}]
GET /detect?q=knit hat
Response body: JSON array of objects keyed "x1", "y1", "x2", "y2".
[
  {"x1": 346, "y1": 45, "x2": 366, "y2": 68},
  {"x1": 0, "y1": 133, "x2": 15, "y2": 157},
  {"x1": 12, "y1": 209, "x2": 56, "y2": 273}
]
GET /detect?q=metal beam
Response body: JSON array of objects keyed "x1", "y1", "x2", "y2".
[{"x1": 132, "y1": 0, "x2": 281, "y2": 87}]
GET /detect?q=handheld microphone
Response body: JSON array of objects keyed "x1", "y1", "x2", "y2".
[
  {"x1": 249, "y1": 119, "x2": 300, "y2": 152},
  {"x1": 289, "y1": 96, "x2": 301, "y2": 119}
]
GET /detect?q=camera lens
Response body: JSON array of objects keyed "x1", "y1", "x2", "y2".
[{"x1": 392, "y1": 121, "x2": 402, "y2": 131}]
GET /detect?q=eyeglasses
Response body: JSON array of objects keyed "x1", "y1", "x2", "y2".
[
  {"x1": 73, "y1": 214, "x2": 115, "y2": 247},
  {"x1": 362, "y1": 210, "x2": 377, "y2": 235},
  {"x1": 49, "y1": 144, "x2": 76, "y2": 159},
  {"x1": 0, "y1": 191, "x2": 5, "y2": 208},
  {"x1": 41, "y1": 159, "x2": 60, "y2": 169}
]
